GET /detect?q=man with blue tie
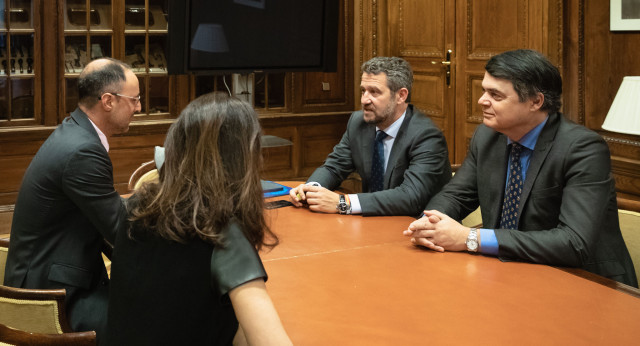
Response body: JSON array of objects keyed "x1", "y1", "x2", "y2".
[
  {"x1": 289, "y1": 57, "x2": 451, "y2": 216},
  {"x1": 404, "y1": 49, "x2": 637, "y2": 287}
]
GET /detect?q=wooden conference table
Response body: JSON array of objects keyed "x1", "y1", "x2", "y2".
[{"x1": 261, "y1": 186, "x2": 640, "y2": 345}]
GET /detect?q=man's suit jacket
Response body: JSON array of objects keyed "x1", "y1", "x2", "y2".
[
  {"x1": 426, "y1": 112, "x2": 637, "y2": 287},
  {"x1": 308, "y1": 104, "x2": 451, "y2": 216},
  {"x1": 4, "y1": 108, "x2": 126, "y2": 337}
]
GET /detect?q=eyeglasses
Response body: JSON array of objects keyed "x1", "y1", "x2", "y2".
[{"x1": 100, "y1": 92, "x2": 141, "y2": 105}]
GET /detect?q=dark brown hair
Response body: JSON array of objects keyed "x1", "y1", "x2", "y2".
[
  {"x1": 485, "y1": 49, "x2": 562, "y2": 114},
  {"x1": 128, "y1": 92, "x2": 277, "y2": 250}
]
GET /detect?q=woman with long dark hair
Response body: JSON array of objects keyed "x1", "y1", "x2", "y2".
[{"x1": 106, "y1": 93, "x2": 291, "y2": 345}]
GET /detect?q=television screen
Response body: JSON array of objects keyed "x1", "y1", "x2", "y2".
[{"x1": 168, "y1": 0, "x2": 339, "y2": 75}]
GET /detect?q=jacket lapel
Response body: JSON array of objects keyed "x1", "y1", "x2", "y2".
[
  {"x1": 384, "y1": 106, "x2": 413, "y2": 188},
  {"x1": 486, "y1": 134, "x2": 509, "y2": 228},
  {"x1": 361, "y1": 121, "x2": 376, "y2": 184},
  {"x1": 516, "y1": 113, "x2": 560, "y2": 223}
]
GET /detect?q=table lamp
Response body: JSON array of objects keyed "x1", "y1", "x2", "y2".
[{"x1": 602, "y1": 76, "x2": 640, "y2": 135}]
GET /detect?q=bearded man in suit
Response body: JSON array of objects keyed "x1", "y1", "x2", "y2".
[
  {"x1": 4, "y1": 58, "x2": 141, "y2": 341},
  {"x1": 289, "y1": 56, "x2": 451, "y2": 216},
  {"x1": 404, "y1": 49, "x2": 637, "y2": 287}
]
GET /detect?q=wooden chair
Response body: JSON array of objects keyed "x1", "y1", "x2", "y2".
[
  {"x1": 0, "y1": 285, "x2": 73, "y2": 335},
  {"x1": 0, "y1": 323, "x2": 96, "y2": 346},
  {"x1": 0, "y1": 237, "x2": 8, "y2": 284},
  {"x1": 127, "y1": 160, "x2": 158, "y2": 191},
  {"x1": 618, "y1": 197, "x2": 640, "y2": 282}
]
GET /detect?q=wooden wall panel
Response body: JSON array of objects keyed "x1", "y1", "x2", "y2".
[
  {"x1": 0, "y1": 156, "x2": 31, "y2": 206},
  {"x1": 564, "y1": 0, "x2": 640, "y2": 199},
  {"x1": 299, "y1": 120, "x2": 349, "y2": 177},
  {"x1": 398, "y1": 0, "x2": 445, "y2": 58},
  {"x1": 292, "y1": 0, "x2": 354, "y2": 113},
  {"x1": 411, "y1": 72, "x2": 444, "y2": 117},
  {"x1": 467, "y1": 0, "x2": 527, "y2": 59},
  {"x1": 387, "y1": 0, "x2": 455, "y2": 161}
]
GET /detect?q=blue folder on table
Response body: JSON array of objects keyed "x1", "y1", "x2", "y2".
[{"x1": 261, "y1": 180, "x2": 291, "y2": 198}]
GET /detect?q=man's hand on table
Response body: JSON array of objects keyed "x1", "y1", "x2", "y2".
[
  {"x1": 403, "y1": 210, "x2": 471, "y2": 252},
  {"x1": 288, "y1": 184, "x2": 341, "y2": 214}
]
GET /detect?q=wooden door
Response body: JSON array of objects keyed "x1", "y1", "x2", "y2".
[
  {"x1": 453, "y1": 0, "x2": 561, "y2": 162},
  {"x1": 387, "y1": 0, "x2": 456, "y2": 164},
  {"x1": 386, "y1": 0, "x2": 562, "y2": 164}
]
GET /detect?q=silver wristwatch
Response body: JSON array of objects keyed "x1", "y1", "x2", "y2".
[
  {"x1": 336, "y1": 195, "x2": 351, "y2": 214},
  {"x1": 466, "y1": 228, "x2": 478, "y2": 252}
]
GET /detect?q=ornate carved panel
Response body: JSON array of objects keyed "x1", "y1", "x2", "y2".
[
  {"x1": 467, "y1": 0, "x2": 528, "y2": 59},
  {"x1": 412, "y1": 72, "x2": 444, "y2": 118},
  {"x1": 398, "y1": 0, "x2": 445, "y2": 57},
  {"x1": 466, "y1": 74, "x2": 484, "y2": 123}
]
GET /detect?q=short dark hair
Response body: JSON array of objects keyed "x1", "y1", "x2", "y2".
[
  {"x1": 361, "y1": 56, "x2": 413, "y2": 96},
  {"x1": 78, "y1": 58, "x2": 131, "y2": 107},
  {"x1": 485, "y1": 49, "x2": 562, "y2": 114}
]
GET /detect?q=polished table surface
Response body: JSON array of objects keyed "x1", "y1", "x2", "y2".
[{"x1": 261, "y1": 190, "x2": 640, "y2": 345}]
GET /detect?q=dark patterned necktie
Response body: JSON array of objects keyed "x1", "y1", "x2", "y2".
[
  {"x1": 500, "y1": 143, "x2": 524, "y2": 229},
  {"x1": 370, "y1": 130, "x2": 388, "y2": 192}
]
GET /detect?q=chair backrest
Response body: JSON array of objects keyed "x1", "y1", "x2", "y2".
[
  {"x1": 0, "y1": 323, "x2": 96, "y2": 346},
  {"x1": 0, "y1": 238, "x2": 8, "y2": 284},
  {"x1": 0, "y1": 285, "x2": 73, "y2": 335},
  {"x1": 133, "y1": 169, "x2": 159, "y2": 191},
  {"x1": 618, "y1": 198, "x2": 640, "y2": 282},
  {"x1": 451, "y1": 164, "x2": 482, "y2": 228},
  {"x1": 128, "y1": 160, "x2": 157, "y2": 191}
]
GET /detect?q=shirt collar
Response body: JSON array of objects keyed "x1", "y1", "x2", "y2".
[
  {"x1": 88, "y1": 118, "x2": 110, "y2": 152},
  {"x1": 507, "y1": 116, "x2": 548, "y2": 150},
  {"x1": 377, "y1": 110, "x2": 407, "y2": 138}
]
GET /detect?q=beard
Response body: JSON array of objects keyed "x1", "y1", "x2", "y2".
[{"x1": 362, "y1": 101, "x2": 396, "y2": 125}]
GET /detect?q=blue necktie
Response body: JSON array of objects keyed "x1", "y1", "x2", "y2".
[
  {"x1": 500, "y1": 143, "x2": 523, "y2": 229},
  {"x1": 370, "y1": 130, "x2": 388, "y2": 192}
]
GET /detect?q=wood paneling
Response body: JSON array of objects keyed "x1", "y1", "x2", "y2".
[
  {"x1": 454, "y1": 0, "x2": 562, "y2": 162},
  {"x1": 467, "y1": 0, "x2": 528, "y2": 59},
  {"x1": 291, "y1": 0, "x2": 354, "y2": 113},
  {"x1": 387, "y1": 0, "x2": 455, "y2": 162},
  {"x1": 261, "y1": 113, "x2": 350, "y2": 180},
  {"x1": 563, "y1": 0, "x2": 640, "y2": 199}
]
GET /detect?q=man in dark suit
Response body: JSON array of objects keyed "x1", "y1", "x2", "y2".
[
  {"x1": 4, "y1": 58, "x2": 141, "y2": 340},
  {"x1": 404, "y1": 49, "x2": 637, "y2": 287},
  {"x1": 289, "y1": 57, "x2": 451, "y2": 216}
]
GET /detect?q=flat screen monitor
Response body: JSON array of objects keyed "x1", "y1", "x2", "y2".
[{"x1": 168, "y1": 0, "x2": 339, "y2": 75}]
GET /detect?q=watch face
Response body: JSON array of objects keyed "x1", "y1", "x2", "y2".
[
  {"x1": 338, "y1": 202, "x2": 348, "y2": 212},
  {"x1": 467, "y1": 239, "x2": 478, "y2": 251}
]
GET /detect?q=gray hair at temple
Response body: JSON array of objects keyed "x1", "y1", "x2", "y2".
[{"x1": 361, "y1": 56, "x2": 413, "y2": 99}]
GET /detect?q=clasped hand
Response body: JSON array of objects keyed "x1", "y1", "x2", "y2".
[
  {"x1": 403, "y1": 210, "x2": 470, "y2": 252},
  {"x1": 288, "y1": 184, "x2": 341, "y2": 213}
]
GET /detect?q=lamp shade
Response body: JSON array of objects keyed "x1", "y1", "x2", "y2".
[
  {"x1": 190, "y1": 23, "x2": 229, "y2": 53},
  {"x1": 602, "y1": 76, "x2": 640, "y2": 135}
]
